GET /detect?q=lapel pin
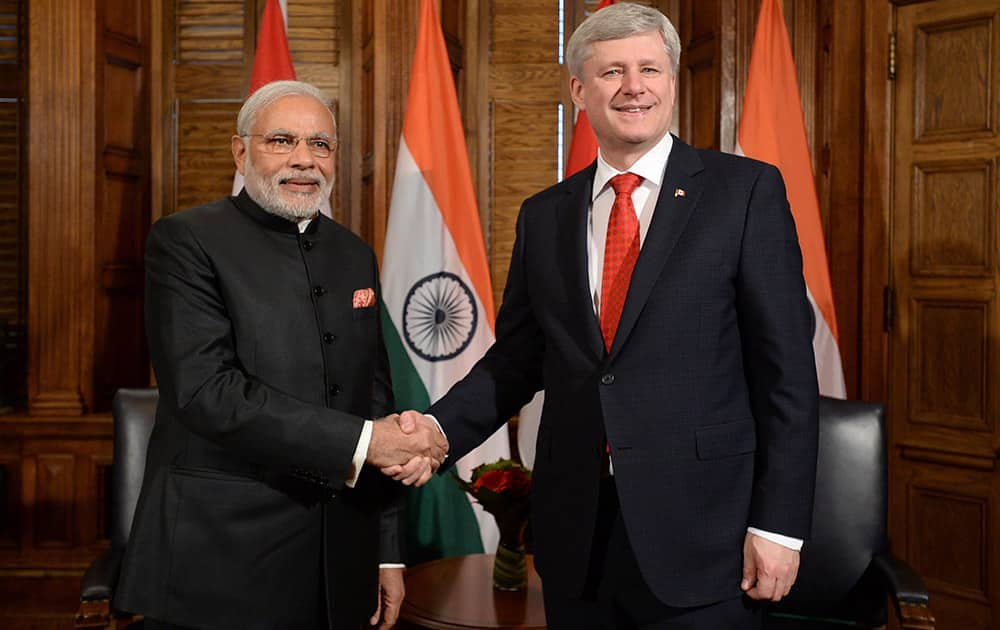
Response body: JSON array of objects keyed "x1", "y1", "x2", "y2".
[{"x1": 674, "y1": 188, "x2": 686, "y2": 198}]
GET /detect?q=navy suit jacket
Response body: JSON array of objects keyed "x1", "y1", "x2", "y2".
[{"x1": 430, "y1": 136, "x2": 819, "y2": 607}]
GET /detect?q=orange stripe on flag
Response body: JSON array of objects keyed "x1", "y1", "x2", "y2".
[
  {"x1": 402, "y1": 0, "x2": 495, "y2": 324},
  {"x1": 737, "y1": 0, "x2": 839, "y2": 341}
]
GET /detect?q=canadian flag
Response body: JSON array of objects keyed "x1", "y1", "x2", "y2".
[{"x1": 231, "y1": 0, "x2": 296, "y2": 197}]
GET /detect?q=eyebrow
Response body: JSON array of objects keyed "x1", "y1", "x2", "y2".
[{"x1": 263, "y1": 128, "x2": 335, "y2": 140}]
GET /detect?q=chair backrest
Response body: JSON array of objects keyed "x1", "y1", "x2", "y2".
[
  {"x1": 109, "y1": 387, "x2": 158, "y2": 551},
  {"x1": 769, "y1": 396, "x2": 888, "y2": 621}
]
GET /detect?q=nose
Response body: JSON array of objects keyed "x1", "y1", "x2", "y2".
[
  {"x1": 287, "y1": 138, "x2": 316, "y2": 168},
  {"x1": 621, "y1": 68, "x2": 646, "y2": 95}
]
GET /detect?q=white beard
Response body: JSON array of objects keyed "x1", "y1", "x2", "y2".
[{"x1": 243, "y1": 153, "x2": 334, "y2": 222}]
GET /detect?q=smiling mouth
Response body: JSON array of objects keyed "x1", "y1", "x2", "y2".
[
  {"x1": 280, "y1": 178, "x2": 321, "y2": 191},
  {"x1": 615, "y1": 105, "x2": 653, "y2": 114}
]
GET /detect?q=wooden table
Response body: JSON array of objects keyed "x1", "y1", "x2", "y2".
[{"x1": 399, "y1": 553, "x2": 547, "y2": 629}]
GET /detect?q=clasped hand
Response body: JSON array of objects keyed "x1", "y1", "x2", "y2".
[{"x1": 366, "y1": 411, "x2": 447, "y2": 487}]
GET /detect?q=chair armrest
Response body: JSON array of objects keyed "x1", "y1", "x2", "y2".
[
  {"x1": 872, "y1": 552, "x2": 935, "y2": 629},
  {"x1": 80, "y1": 547, "x2": 122, "y2": 602}
]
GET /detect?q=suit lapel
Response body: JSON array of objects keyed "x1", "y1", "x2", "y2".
[
  {"x1": 555, "y1": 164, "x2": 605, "y2": 361},
  {"x1": 609, "y1": 137, "x2": 705, "y2": 358}
]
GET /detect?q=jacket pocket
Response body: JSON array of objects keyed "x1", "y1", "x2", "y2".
[
  {"x1": 695, "y1": 419, "x2": 756, "y2": 460},
  {"x1": 169, "y1": 464, "x2": 260, "y2": 483},
  {"x1": 352, "y1": 305, "x2": 376, "y2": 320}
]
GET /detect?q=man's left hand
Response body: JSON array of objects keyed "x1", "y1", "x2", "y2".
[
  {"x1": 370, "y1": 566, "x2": 405, "y2": 628},
  {"x1": 741, "y1": 532, "x2": 800, "y2": 601}
]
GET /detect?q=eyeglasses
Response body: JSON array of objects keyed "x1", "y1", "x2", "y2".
[{"x1": 244, "y1": 133, "x2": 338, "y2": 158}]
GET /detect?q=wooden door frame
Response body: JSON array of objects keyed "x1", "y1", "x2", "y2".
[{"x1": 862, "y1": 0, "x2": 892, "y2": 406}]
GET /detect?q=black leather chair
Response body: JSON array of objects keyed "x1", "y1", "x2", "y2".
[
  {"x1": 764, "y1": 397, "x2": 935, "y2": 629},
  {"x1": 76, "y1": 388, "x2": 158, "y2": 629}
]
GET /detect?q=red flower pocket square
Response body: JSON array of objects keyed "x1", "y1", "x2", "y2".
[{"x1": 353, "y1": 288, "x2": 375, "y2": 308}]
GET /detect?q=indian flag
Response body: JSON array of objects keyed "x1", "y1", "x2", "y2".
[
  {"x1": 380, "y1": 0, "x2": 510, "y2": 563},
  {"x1": 735, "y1": 0, "x2": 846, "y2": 397}
]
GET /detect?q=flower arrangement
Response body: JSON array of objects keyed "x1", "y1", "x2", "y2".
[{"x1": 456, "y1": 458, "x2": 532, "y2": 590}]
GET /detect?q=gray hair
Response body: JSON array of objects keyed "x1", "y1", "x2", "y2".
[
  {"x1": 236, "y1": 80, "x2": 336, "y2": 136},
  {"x1": 566, "y1": 3, "x2": 681, "y2": 78}
]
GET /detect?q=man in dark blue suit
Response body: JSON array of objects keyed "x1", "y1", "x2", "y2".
[{"x1": 389, "y1": 4, "x2": 819, "y2": 628}]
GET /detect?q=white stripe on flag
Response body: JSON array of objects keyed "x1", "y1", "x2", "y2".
[{"x1": 382, "y1": 139, "x2": 509, "y2": 552}]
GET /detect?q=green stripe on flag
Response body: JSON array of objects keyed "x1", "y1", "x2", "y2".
[
  {"x1": 380, "y1": 302, "x2": 484, "y2": 561},
  {"x1": 406, "y1": 473, "x2": 484, "y2": 564},
  {"x1": 380, "y1": 303, "x2": 430, "y2": 411}
]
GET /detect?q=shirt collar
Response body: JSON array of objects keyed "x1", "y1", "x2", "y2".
[{"x1": 591, "y1": 132, "x2": 674, "y2": 201}]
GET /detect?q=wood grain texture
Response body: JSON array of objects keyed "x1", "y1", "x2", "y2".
[
  {"x1": 886, "y1": 2, "x2": 1000, "y2": 629},
  {"x1": 487, "y1": 0, "x2": 565, "y2": 309},
  {"x1": 27, "y1": 0, "x2": 94, "y2": 415}
]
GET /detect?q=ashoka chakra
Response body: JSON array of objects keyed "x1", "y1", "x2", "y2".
[{"x1": 402, "y1": 271, "x2": 478, "y2": 362}]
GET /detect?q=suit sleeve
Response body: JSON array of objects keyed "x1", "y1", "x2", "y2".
[
  {"x1": 145, "y1": 217, "x2": 365, "y2": 490},
  {"x1": 429, "y1": 202, "x2": 545, "y2": 465},
  {"x1": 736, "y1": 164, "x2": 819, "y2": 540}
]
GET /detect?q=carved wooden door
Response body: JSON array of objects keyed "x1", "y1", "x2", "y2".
[{"x1": 888, "y1": 1, "x2": 1000, "y2": 628}]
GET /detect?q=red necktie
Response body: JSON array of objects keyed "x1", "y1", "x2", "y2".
[{"x1": 600, "y1": 173, "x2": 643, "y2": 352}]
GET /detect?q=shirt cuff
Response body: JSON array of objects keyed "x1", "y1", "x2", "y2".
[
  {"x1": 345, "y1": 420, "x2": 373, "y2": 488},
  {"x1": 747, "y1": 527, "x2": 803, "y2": 551},
  {"x1": 423, "y1": 414, "x2": 449, "y2": 461},
  {"x1": 423, "y1": 414, "x2": 446, "y2": 437},
  {"x1": 379, "y1": 563, "x2": 406, "y2": 569}
]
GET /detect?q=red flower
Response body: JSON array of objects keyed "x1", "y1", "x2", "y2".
[{"x1": 473, "y1": 468, "x2": 531, "y2": 498}]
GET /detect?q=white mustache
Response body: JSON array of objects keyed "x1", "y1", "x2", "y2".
[{"x1": 274, "y1": 171, "x2": 325, "y2": 187}]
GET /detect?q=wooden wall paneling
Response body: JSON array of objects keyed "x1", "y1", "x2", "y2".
[
  {"x1": 0, "y1": 419, "x2": 112, "y2": 570},
  {"x1": 861, "y1": 1, "x2": 890, "y2": 406},
  {"x1": 680, "y1": 0, "x2": 722, "y2": 149},
  {"x1": 467, "y1": 0, "x2": 491, "y2": 254},
  {"x1": 152, "y1": 0, "x2": 173, "y2": 225},
  {"x1": 94, "y1": 0, "x2": 151, "y2": 412},
  {"x1": 375, "y1": 0, "x2": 417, "y2": 258},
  {"x1": 170, "y1": 0, "x2": 251, "y2": 216},
  {"x1": 27, "y1": 0, "x2": 97, "y2": 415},
  {"x1": 31, "y1": 453, "x2": 75, "y2": 549},
  {"x1": 347, "y1": 0, "x2": 417, "y2": 256},
  {"x1": 899, "y1": 458, "x2": 996, "y2": 630},
  {"x1": 886, "y1": 0, "x2": 1000, "y2": 627},
  {"x1": 488, "y1": 0, "x2": 564, "y2": 309},
  {"x1": 346, "y1": 0, "x2": 370, "y2": 244},
  {"x1": 817, "y1": 0, "x2": 864, "y2": 399}
]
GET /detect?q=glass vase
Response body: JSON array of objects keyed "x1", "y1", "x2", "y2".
[{"x1": 492, "y1": 536, "x2": 528, "y2": 591}]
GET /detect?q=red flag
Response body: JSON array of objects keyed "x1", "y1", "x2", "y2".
[
  {"x1": 736, "y1": 0, "x2": 845, "y2": 397},
  {"x1": 249, "y1": 0, "x2": 296, "y2": 95},
  {"x1": 233, "y1": 0, "x2": 298, "y2": 197},
  {"x1": 564, "y1": 0, "x2": 615, "y2": 177}
]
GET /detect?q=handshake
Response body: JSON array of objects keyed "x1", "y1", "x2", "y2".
[{"x1": 365, "y1": 411, "x2": 447, "y2": 487}]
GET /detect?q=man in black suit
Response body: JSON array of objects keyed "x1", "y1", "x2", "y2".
[
  {"x1": 389, "y1": 4, "x2": 818, "y2": 628},
  {"x1": 115, "y1": 80, "x2": 446, "y2": 630}
]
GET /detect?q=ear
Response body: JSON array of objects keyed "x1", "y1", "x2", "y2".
[
  {"x1": 231, "y1": 135, "x2": 248, "y2": 175},
  {"x1": 570, "y1": 75, "x2": 586, "y2": 111}
]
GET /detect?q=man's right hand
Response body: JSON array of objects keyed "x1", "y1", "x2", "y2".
[{"x1": 366, "y1": 413, "x2": 448, "y2": 487}]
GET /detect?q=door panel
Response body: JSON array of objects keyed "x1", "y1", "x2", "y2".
[{"x1": 890, "y1": 1, "x2": 1000, "y2": 628}]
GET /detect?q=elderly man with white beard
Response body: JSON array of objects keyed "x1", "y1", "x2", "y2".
[{"x1": 114, "y1": 80, "x2": 446, "y2": 630}]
